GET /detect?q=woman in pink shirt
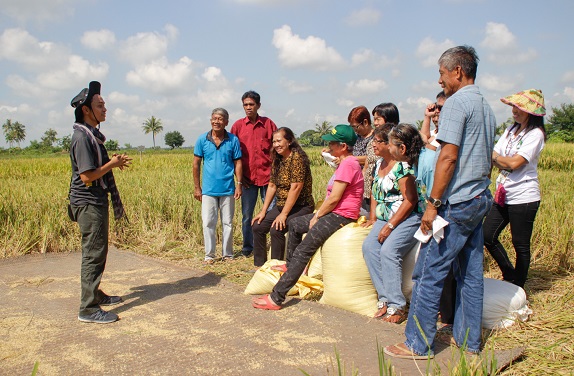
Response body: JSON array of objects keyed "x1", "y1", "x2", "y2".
[{"x1": 252, "y1": 124, "x2": 364, "y2": 310}]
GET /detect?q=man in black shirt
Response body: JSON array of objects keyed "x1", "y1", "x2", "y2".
[{"x1": 69, "y1": 81, "x2": 132, "y2": 323}]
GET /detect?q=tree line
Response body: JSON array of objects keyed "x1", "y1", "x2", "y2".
[{"x1": 3, "y1": 103, "x2": 574, "y2": 153}]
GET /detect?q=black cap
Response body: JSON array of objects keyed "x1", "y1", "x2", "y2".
[{"x1": 71, "y1": 81, "x2": 101, "y2": 108}]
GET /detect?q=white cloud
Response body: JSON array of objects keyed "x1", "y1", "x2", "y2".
[
  {"x1": 478, "y1": 73, "x2": 520, "y2": 93},
  {"x1": 345, "y1": 79, "x2": 387, "y2": 96},
  {"x1": 0, "y1": 28, "x2": 69, "y2": 69},
  {"x1": 561, "y1": 71, "x2": 574, "y2": 83},
  {"x1": 279, "y1": 78, "x2": 313, "y2": 94},
  {"x1": 272, "y1": 25, "x2": 346, "y2": 71},
  {"x1": 285, "y1": 108, "x2": 295, "y2": 118},
  {"x1": 564, "y1": 87, "x2": 574, "y2": 102},
  {"x1": 351, "y1": 49, "x2": 376, "y2": 66},
  {"x1": 81, "y1": 29, "x2": 117, "y2": 50},
  {"x1": 195, "y1": 67, "x2": 236, "y2": 108},
  {"x1": 480, "y1": 22, "x2": 538, "y2": 65},
  {"x1": 108, "y1": 92, "x2": 140, "y2": 106},
  {"x1": 480, "y1": 22, "x2": 516, "y2": 51},
  {"x1": 119, "y1": 25, "x2": 178, "y2": 65},
  {"x1": 38, "y1": 55, "x2": 109, "y2": 90},
  {"x1": 126, "y1": 57, "x2": 195, "y2": 93},
  {"x1": 412, "y1": 80, "x2": 442, "y2": 94},
  {"x1": 345, "y1": 7, "x2": 382, "y2": 27},
  {"x1": 415, "y1": 37, "x2": 456, "y2": 67},
  {"x1": 336, "y1": 98, "x2": 354, "y2": 108}
]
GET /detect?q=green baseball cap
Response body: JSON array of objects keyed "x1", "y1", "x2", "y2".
[{"x1": 321, "y1": 124, "x2": 357, "y2": 146}]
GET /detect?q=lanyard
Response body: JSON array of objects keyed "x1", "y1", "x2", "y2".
[{"x1": 504, "y1": 128, "x2": 525, "y2": 157}]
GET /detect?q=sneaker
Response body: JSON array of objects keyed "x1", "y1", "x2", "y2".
[
  {"x1": 100, "y1": 295, "x2": 123, "y2": 306},
  {"x1": 78, "y1": 309, "x2": 118, "y2": 324}
]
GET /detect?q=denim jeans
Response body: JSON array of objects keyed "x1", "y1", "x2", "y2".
[
  {"x1": 405, "y1": 189, "x2": 492, "y2": 355},
  {"x1": 362, "y1": 212, "x2": 421, "y2": 311},
  {"x1": 483, "y1": 201, "x2": 540, "y2": 287},
  {"x1": 240, "y1": 184, "x2": 270, "y2": 253},
  {"x1": 270, "y1": 212, "x2": 353, "y2": 305},
  {"x1": 72, "y1": 204, "x2": 109, "y2": 316},
  {"x1": 252, "y1": 204, "x2": 314, "y2": 267},
  {"x1": 202, "y1": 195, "x2": 235, "y2": 260}
]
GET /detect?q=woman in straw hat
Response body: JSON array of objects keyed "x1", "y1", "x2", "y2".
[{"x1": 483, "y1": 89, "x2": 546, "y2": 288}]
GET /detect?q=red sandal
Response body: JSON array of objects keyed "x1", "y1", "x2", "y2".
[
  {"x1": 270, "y1": 264, "x2": 288, "y2": 273},
  {"x1": 252, "y1": 294, "x2": 281, "y2": 310}
]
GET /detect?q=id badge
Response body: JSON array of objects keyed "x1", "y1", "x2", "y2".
[{"x1": 496, "y1": 170, "x2": 510, "y2": 185}]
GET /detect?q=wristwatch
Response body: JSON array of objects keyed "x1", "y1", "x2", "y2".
[{"x1": 427, "y1": 197, "x2": 443, "y2": 208}]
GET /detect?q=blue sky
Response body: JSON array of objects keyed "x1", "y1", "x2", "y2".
[{"x1": 1, "y1": 0, "x2": 573, "y2": 148}]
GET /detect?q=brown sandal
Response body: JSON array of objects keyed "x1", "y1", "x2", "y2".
[
  {"x1": 373, "y1": 303, "x2": 388, "y2": 318},
  {"x1": 382, "y1": 308, "x2": 407, "y2": 324}
]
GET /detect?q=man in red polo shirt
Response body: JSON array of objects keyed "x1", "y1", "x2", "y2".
[{"x1": 231, "y1": 91, "x2": 278, "y2": 257}]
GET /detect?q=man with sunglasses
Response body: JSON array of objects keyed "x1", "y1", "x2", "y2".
[{"x1": 421, "y1": 91, "x2": 447, "y2": 151}]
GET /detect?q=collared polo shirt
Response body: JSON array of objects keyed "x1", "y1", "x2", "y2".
[
  {"x1": 230, "y1": 115, "x2": 277, "y2": 186},
  {"x1": 436, "y1": 85, "x2": 496, "y2": 204},
  {"x1": 194, "y1": 130, "x2": 242, "y2": 197}
]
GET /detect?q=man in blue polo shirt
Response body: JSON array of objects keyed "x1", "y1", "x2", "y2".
[{"x1": 193, "y1": 108, "x2": 242, "y2": 263}]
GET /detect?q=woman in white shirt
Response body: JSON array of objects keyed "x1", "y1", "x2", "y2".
[{"x1": 484, "y1": 89, "x2": 546, "y2": 288}]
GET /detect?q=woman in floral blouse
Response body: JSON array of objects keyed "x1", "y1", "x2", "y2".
[{"x1": 362, "y1": 123, "x2": 425, "y2": 323}]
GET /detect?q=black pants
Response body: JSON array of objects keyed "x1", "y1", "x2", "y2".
[
  {"x1": 270, "y1": 212, "x2": 353, "y2": 304},
  {"x1": 71, "y1": 204, "x2": 109, "y2": 315},
  {"x1": 483, "y1": 201, "x2": 540, "y2": 287},
  {"x1": 252, "y1": 204, "x2": 314, "y2": 267}
]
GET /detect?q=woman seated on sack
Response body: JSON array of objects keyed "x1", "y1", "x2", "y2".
[
  {"x1": 251, "y1": 127, "x2": 315, "y2": 268},
  {"x1": 362, "y1": 123, "x2": 425, "y2": 323},
  {"x1": 252, "y1": 124, "x2": 364, "y2": 310}
]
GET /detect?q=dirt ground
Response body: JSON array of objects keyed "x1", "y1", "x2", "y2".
[{"x1": 0, "y1": 248, "x2": 522, "y2": 375}]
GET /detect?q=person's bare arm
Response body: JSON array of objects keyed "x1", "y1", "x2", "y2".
[
  {"x1": 193, "y1": 156, "x2": 202, "y2": 201},
  {"x1": 492, "y1": 151, "x2": 528, "y2": 171},
  {"x1": 233, "y1": 159, "x2": 243, "y2": 200},
  {"x1": 80, "y1": 153, "x2": 132, "y2": 184},
  {"x1": 420, "y1": 142, "x2": 458, "y2": 234}
]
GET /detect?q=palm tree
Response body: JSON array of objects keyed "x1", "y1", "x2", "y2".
[
  {"x1": 142, "y1": 116, "x2": 164, "y2": 148},
  {"x1": 11, "y1": 121, "x2": 26, "y2": 147},
  {"x1": 314, "y1": 121, "x2": 332, "y2": 146},
  {"x1": 2, "y1": 119, "x2": 26, "y2": 148}
]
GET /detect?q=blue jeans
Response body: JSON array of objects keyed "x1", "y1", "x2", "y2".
[
  {"x1": 404, "y1": 190, "x2": 492, "y2": 355},
  {"x1": 202, "y1": 195, "x2": 235, "y2": 260},
  {"x1": 240, "y1": 184, "x2": 270, "y2": 253},
  {"x1": 362, "y1": 213, "x2": 421, "y2": 311}
]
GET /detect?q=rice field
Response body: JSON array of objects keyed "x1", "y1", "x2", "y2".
[{"x1": 0, "y1": 144, "x2": 573, "y2": 374}]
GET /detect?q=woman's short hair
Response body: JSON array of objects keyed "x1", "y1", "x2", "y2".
[{"x1": 372, "y1": 103, "x2": 400, "y2": 124}]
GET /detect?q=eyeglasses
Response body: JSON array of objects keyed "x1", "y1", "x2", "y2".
[
  {"x1": 372, "y1": 138, "x2": 387, "y2": 144},
  {"x1": 350, "y1": 123, "x2": 362, "y2": 130}
]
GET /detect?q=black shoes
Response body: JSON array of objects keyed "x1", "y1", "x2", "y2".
[
  {"x1": 99, "y1": 295, "x2": 123, "y2": 306},
  {"x1": 78, "y1": 309, "x2": 118, "y2": 324}
]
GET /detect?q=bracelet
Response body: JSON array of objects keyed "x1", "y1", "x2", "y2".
[
  {"x1": 387, "y1": 222, "x2": 395, "y2": 230},
  {"x1": 237, "y1": 181, "x2": 243, "y2": 185}
]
